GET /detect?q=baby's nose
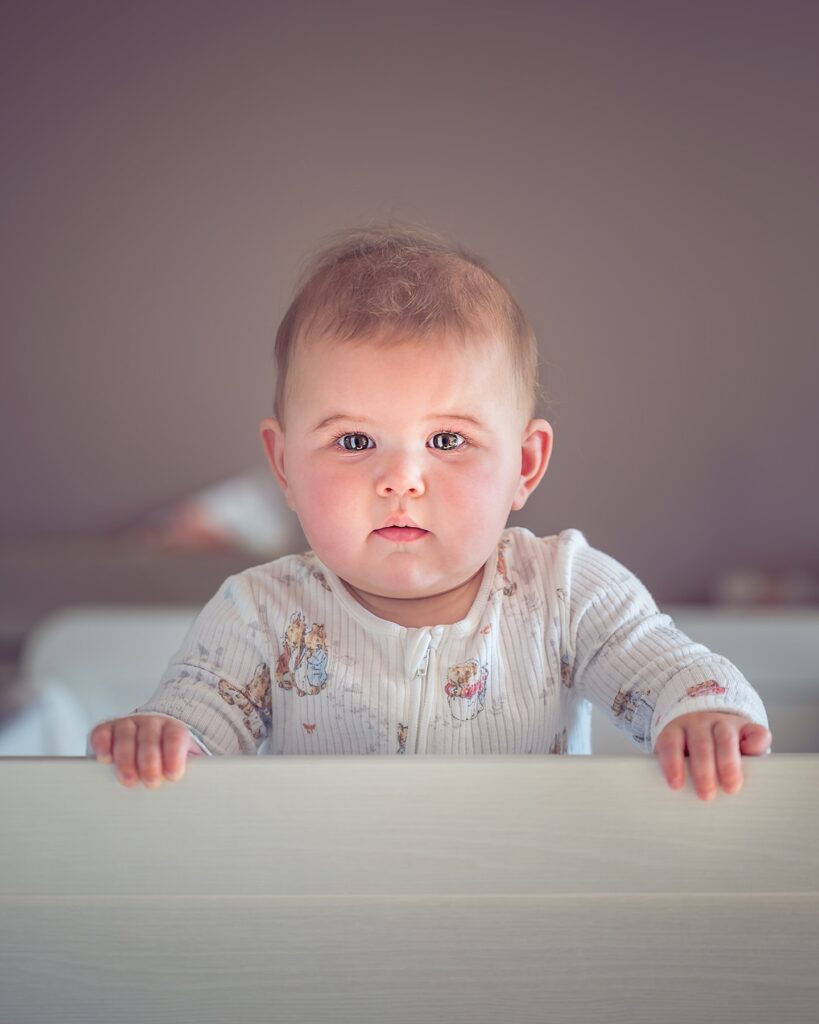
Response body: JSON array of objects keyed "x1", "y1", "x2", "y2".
[{"x1": 374, "y1": 452, "x2": 426, "y2": 497}]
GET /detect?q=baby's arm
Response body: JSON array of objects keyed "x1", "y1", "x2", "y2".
[
  {"x1": 89, "y1": 714, "x2": 206, "y2": 788},
  {"x1": 559, "y1": 533, "x2": 771, "y2": 798},
  {"x1": 89, "y1": 571, "x2": 273, "y2": 787}
]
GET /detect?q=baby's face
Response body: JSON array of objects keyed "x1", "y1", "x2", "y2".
[{"x1": 262, "y1": 331, "x2": 551, "y2": 620}]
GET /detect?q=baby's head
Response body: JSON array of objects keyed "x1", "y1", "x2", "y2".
[
  {"x1": 272, "y1": 224, "x2": 542, "y2": 427},
  {"x1": 261, "y1": 224, "x2": 553, "y2": 625}
]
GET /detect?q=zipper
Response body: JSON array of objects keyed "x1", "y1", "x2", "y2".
[{"x1": 413, "y1": 645, "x2": 432, "y2": 754}]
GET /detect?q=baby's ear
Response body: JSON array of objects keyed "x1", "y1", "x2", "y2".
[
  {"x1": 511, "y1": 418, "x2": 553, "y2": 511},
  {"x1": 259, "y1": 419, "x2": 294, "y2": 509}
]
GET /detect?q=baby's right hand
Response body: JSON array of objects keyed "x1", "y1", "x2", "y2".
[{"x1": 89, "y1": 715, "x2": 203, "y2": 788}]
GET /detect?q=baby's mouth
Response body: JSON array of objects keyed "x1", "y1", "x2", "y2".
[{"x1": 374, "y1": 526, "x2": 429, "y2": 543}]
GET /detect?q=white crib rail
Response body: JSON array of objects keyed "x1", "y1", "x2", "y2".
[{"x1": 1, "y1": 755, "x2": 817, "y2": 1023}]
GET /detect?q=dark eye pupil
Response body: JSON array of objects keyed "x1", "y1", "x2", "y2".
[
  {"x1": 343, "y1": 434, "x2": 368, "y2": 451},
  {"x1": 435, "y1": 433, "x2": 459, "y2": 449}
]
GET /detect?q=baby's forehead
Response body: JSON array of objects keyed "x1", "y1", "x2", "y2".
[
  {"x1": 295, "y1": 325, "x2": 507, "y2": 365},
  {"x1": 281, "y1": 326, "x2": 529, "y2": 429}
]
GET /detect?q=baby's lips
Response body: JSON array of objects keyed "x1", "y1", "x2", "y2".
[
  {"x1": 378, "y1": 514, "x2": 423, "y2": 529},
  {"x1": 374, "y1": 526, "x2": 429, "y2": 542}
]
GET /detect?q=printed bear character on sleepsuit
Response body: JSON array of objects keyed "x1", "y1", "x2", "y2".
[
  {"x1": 299, "y1": 622, "x2": 329, "y2": 696},
  {"x1": 275, "y1": 612, "x2": 307, "y2": 690},
  {"x1": 549, "y1": 727, "x2": 568, "y2": 754},
  {"x1": 444, "y1": 659, "x2": 489, "y2": 721},
  {"x1": 275, "y1": 612, "x2": 330, "y2": 697},
  {"x1": 496, "y1": 537, "x2": 517, "y2": 597},
  {"x1": 611, "y1": 685, "x2": 656, "y2": 746},
  {"x1": 217, "y1": 663, "x2": 272, "y2": 741}
]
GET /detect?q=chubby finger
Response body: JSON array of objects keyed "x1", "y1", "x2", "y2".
[
  {"x1": 89, "y1": 721, "x2": 114, "y2": 763},
  {"x1": 111, "y1": 718, "x2": 139, "y2": 787},
  {"x1": 135, "y1": 718, "x2": 166, "y2": 789},
  {"x1": 713, "y1": 717, "x2": 743, "y2": 795},
  {"x1": 161, "y1": 721, "x2": 194, "y2": 782},
  {"x1": 686, "y1": 727, "x2": 718, "y2": 802},
  {"x1": 740, "y1": 723, "x2": 773, "y2": 756},
  {"x1": 654, "y1": 722, "x2": 687, "y2": 790}
]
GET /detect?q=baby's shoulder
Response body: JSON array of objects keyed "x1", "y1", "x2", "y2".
[
  {"x1": 499, "y1": 526, "x2": 635, "y2": 593},
  {"x1": 229, "y1": 550, "x2": 331, "y2": 604},
  {"x1": 499, "y1": 526, "x2": 591, "y2": 567}
]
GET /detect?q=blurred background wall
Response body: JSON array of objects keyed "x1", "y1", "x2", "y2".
[{"x1": 2, "y1": 0, "x2": 818, "y2": 606}]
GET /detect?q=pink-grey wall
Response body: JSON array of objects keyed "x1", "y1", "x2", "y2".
[{"x1": 2, "y1": 0, "x2": 817, "y2": 602}]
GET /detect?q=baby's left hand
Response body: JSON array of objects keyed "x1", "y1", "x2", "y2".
[{"x1": 654, "y1": 711, "x2": 772, "y2": 800}]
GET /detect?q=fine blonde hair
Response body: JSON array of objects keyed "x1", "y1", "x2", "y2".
[{"x1": 273, "y1": 223, "x2": 542, "y2": 422}]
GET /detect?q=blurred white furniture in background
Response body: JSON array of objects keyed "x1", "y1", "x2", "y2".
[
  {"x1": 0, "y1": 606, "x2": 198, "y2": 755},
  {"x1": 0, "y1": 604, "x2": 816, "y2": 755}
]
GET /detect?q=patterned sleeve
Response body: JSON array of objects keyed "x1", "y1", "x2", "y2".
[
  {"x1": 132, "y1": 573, "x2": 274, "y2": 755},
  {"x1": 556, "y1": 530, "x2": 769, "y2": 754}
]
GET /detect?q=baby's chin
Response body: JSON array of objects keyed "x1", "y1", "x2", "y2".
[
  {"x1": 339, "y1": 564, "x2": 486, "y2": 626},
  {"x1": 341, "y1": 575, "x2": 442, "y2": 605},
  {"x1": 344, "y1": 559, "x2": 462, "y2": 600}
]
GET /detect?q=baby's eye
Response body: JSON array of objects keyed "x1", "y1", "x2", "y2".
[
  {"x1": 429, "y1": 431, "x2": 465, "y2": 451},
  {"x1": 335, "y1": 433, "x2": 373, "y2": 452}
]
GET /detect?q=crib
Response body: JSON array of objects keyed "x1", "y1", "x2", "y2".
[
  {"x1": 1, "y1": 754, "x2": 818, "y2": 1022},
  {"x1": 1, "y1": 605, "x2": 818, "y2": 1022}
]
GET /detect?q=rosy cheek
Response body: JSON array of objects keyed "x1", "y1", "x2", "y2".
[
  {"x1": 450, "y1": 458, "x2": 510, "y2": 497},
  {"x1": 290, "y1": 460, "x2": 340, "y2": 504},
  {"x1": 302, "y1": 474, "x2": 335, "y2": 505},
  {"x1": 459, "y1": 462, "x2": 518, "y2": 522},
  {"x1": 293, "y1": 466, "x2": 359, "y2": 544}
]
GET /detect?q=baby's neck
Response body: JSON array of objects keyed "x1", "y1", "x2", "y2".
[{"x1": 341, "y1": 569, "x2": 484, "y2": 628}]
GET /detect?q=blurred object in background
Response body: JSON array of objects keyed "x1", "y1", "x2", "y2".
[
  {"x1": 130, "y1": 468, "x2": 301, "y2": 556},
  {"x1": 0, "y1": 469, "x2": 305, "y2": 723},
  {"x1": 710, "y1": 568, "x2": 819, "y2": 606}
]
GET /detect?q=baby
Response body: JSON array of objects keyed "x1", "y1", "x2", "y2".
[{"x1": 90, "y1": 224, "x2": 772, "y2": 799}]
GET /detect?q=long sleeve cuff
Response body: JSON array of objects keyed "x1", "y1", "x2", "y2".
[{"x1": 650, "y1": 659, "x2": 769, "y2": 753}]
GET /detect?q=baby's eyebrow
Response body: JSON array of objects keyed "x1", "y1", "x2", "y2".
[
  {"x1": 311, "y1": 413, "x2": 487, "y2": 432},
  {"x1": 311, "y1": 413, "x2": 371, "y2": 433},
  {"x1": 426, "y1": 413, "x2": 486, "y2": 428}
]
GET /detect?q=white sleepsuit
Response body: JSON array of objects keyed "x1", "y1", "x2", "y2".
[{"x1": 132, "y1": 528, "x2": 769, "y2": 757}]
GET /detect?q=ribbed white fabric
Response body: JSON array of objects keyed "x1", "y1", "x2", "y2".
[{"x1": 134, "y1": 528, "x2": 769, "y2": 757}]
